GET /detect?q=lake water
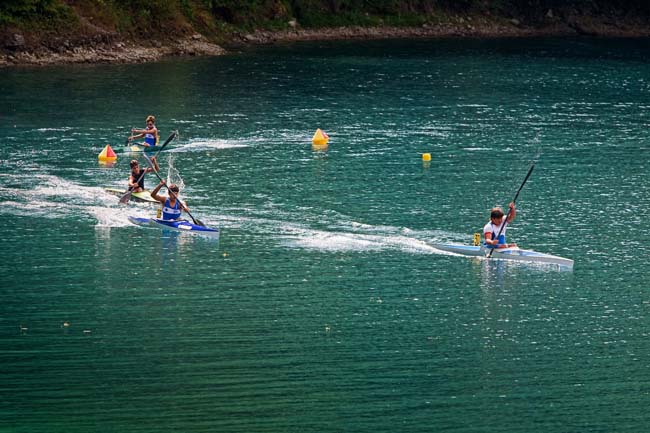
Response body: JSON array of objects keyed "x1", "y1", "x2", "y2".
[{"x1": 2, "y1": 37, "x2": 650, "y2": 432}]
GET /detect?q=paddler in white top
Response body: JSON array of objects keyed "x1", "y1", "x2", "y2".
[
  {"x1": 483, "y1": 202, "x2": 517, "y2": 249},
  {"x1": 128, "y1": 115, "x2": 159, "y2": 147},
  {"x1": 150, "y1": 180, "x2": 191, "y2": 221}
]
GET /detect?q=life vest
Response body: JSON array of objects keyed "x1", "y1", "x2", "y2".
[
  {"x1": 162, "y1": 198, "x2": 182, "y2": 220},
  {"x1": 144, "y1": 130, "x2": 156, "y2": 146},
  {"x1": 131, "y1": 168, "x2": 145, "y2": 189}
]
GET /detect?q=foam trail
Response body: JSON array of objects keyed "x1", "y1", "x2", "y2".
[
  {"x1": 90, "y1": 206, "x2": 134, "y2": 228},
  {"x1": 0, "y1": 172, "x2": 154, "y2": 227},
  {"x1": 174, "y1": 138, "x2": 251, "y2": 152},
  {"x1": 275, "y1": 220, "x2": 454, "y2": 254}
]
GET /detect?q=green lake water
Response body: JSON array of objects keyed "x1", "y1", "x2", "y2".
[{"x1": 1, "y1": 37, "x2": 650, "y2": 432}]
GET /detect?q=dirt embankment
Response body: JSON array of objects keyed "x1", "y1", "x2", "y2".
[
  {"x1": 2, "y1": 11, "x2": 649, "y2": 67},
  {"x1": 0, "y1": 31, "x2": 225, "y2": 67}
]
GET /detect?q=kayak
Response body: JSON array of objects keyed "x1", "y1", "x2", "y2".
[
  {"x1": 128, "y1": 216, "x2": 220, "y2": 238},
  {"x1": 126, "y1": 144, "x2": 169, "y2": 153},
  {"x1": 124, "y1": 130, "x2": 178, "y2": 154},
  {"x1": 105, "y1": 188, "x2": 158, "y2": 204},
  {"x1": 431, "y1": 243, "x2": 574, "y2": 269}
]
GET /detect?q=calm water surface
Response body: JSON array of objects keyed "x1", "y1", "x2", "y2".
[{"x1": 1, "y1": 37, "x2": 650, "y2": 432}]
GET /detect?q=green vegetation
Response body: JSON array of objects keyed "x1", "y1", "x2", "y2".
[
  {"x1": 0, "y1": 0, "x2": 77, "y2": 30},
  {"x1": 2, "y1": 0, "x2": 650, "y2": 45}
]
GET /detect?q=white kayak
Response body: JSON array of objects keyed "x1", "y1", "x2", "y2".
[
  {"x1": 128, "y1": 216, "x2": 219, "y2": 238},
  {"x1": 431, "y1": 243, "x2": 574, "y2": 269}
]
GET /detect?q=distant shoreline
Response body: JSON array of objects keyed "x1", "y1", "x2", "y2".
[{"x1": 2, "y1": 18, "x2": 649, "y2": 68}]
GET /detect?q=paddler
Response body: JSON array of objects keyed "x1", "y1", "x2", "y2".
[
  {"x1": 483, "y1": 202, "x2": 517, "y2": 249},
  {"x1": 150, "y1": 180, "x2": 190, "y2": 221},
  {"x1": 128, "y1": 115, "x2": 159, "y2": 147},
  {"x1": 128, "y1": 157, "x2": 159, "y2": 193}
]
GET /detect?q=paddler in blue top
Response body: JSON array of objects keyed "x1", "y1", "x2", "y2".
[
  {"x1": 483, "y1": 203, "x2": 517, "y2": 249},
  {"x1": 150, "y1": 180, "x2": 190, "y2": 220},
  {"x1": 128, "y1": 115, "x2": 159, "y2": 147}
]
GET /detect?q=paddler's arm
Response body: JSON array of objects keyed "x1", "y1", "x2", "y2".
[
  {"x1": 145, "y1": 156, "x2": 159, "y2": 173},
  {"x1": 506, "y1": 202, "x2": 516, "y2": 223},
  {"x1": 484, "y1": 231, "x2": 499, "y2": 247},
  {"x1": 150, "y1": 180, "x2": 166, "y2": 204},
  {"x1": 130, "y1": 127, "x2": 147, "y2": 139},
  {"x1": 127, "y1": 173, "x2": 139, "y2": 189},
  {"x1": 181, "y1": 202, "x2": 190, "y2": 213},
  {"x1": 131, "y1": 126, "x2": 157, "y2": 136}
]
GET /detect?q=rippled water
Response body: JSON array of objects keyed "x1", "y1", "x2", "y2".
[{"x1": 2, "y1": 37, "x2": 650, "y2": 432}]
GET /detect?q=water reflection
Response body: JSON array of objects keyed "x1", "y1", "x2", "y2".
[
  {"x1": 474, "y1": 258, "x2": 510, "y2": 289},
  {"x1": 473, "y1": 256, "x2": 574, "y2": 291},
  {"x1": 93, "y1": 224, "x2": 220, "y2": 281},
  {"x1": 312, "y1": 143, "x2": 329, "y2": 153},
  {"x1": 157, "y1": 229, "x2": 220, "y2": 261}
]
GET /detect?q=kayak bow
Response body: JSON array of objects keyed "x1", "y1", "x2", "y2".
[{"x1": 128, "y1": 216, "x2": 219, "y2": 238}]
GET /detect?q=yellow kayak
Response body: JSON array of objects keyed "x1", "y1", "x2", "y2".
[{"x1": 104, "y1": 188, "x2": 158, "y2": 204}]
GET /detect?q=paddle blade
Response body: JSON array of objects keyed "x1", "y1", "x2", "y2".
[
  {"x1": 159, "y1": 130, "x2": 178, "y2": 150},
  {"x1": 119, "y1": 191, "x2": 132, "y2": 204},
  {"x1": 191, "y1": 216, "x2": 206, "y2": 227}
]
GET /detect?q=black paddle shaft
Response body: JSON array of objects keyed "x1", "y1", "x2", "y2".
[{"x1": 487, "y1": 163, "x2": 535, "y2": 258}]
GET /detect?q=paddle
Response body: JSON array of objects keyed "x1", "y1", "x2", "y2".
[
  {"x1": 487, "y1": 161, "x2": 535, "y2": 258},
  {"x1": 119, "y1": 130, "x2": 178, "y2": 204},
  {"x1": 142, "y1": 153, "x2": 206, "y2": 227}
]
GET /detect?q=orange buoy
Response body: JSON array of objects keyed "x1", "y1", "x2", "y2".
[
  {"x1": 98, "y1": 144, "x2": 117, "y2": 162},
  {"x1": 312, "y1": 128, "x2": 329, "y2": 146}
]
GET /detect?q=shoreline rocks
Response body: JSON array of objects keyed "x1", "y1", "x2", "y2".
[
  {"x1": 2, "y1": 17, "x2": 649, "y2": 67},
  {"x1": 0, "y1": 34, "x2": 226, "y2": 67}
]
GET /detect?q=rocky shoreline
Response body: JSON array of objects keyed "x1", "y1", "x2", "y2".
[
  {"x1": 0, "y1": 33, "x2": 226, "y2": 67},
  {"x1": 237, "y1": 13, "x2": 650, "y2": 43},
  {"x1": 2, "y1": 14, "x2": 649, "y2": 68}
]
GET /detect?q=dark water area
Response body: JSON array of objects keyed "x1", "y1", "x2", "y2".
[{"x1": 1, "y1": 37, "x2": 650, "y2": 432}]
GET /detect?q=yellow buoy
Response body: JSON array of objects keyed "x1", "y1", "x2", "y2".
[
  {"x1": 312, "y1": 128, "x2": 329, "y2": 146},
  {"x1": 98, "y1": 144, "x2": 117, "y2": 162},
  {"x1": 422, "y1": 153, "x2": 431, "y2": 162}
]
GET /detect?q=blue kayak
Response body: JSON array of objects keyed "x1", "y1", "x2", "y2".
[{"x1": 128, "y1": 216, "x2": 219, "y2": 238}]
